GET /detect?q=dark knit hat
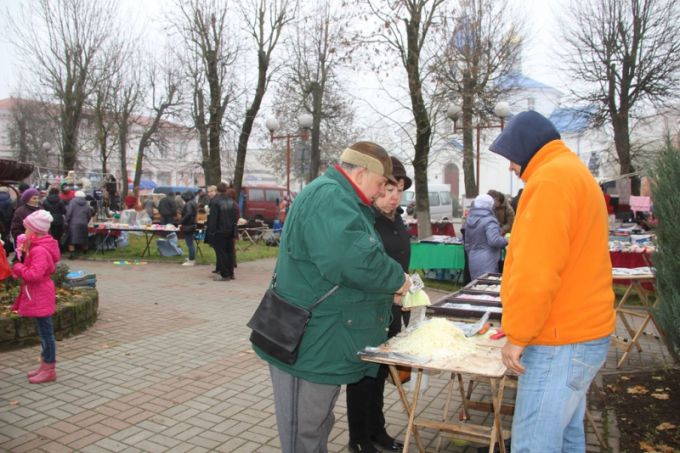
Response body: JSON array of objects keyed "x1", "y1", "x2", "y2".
[{"x1": 388, "y1": 156, "x2": 412, "y2": 190}]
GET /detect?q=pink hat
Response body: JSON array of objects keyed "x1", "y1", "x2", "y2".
[{"x1": 23, "y1": 210, "x2": 53, "y2": 235}]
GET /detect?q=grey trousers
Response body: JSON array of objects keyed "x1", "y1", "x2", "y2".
[{"x1": 269, "y1": 364, "x2": 340, "y2": 453}]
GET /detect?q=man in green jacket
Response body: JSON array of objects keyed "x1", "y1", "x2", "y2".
[{"x1": 254, "y1": 141, "x2": 411, "y2": 453}]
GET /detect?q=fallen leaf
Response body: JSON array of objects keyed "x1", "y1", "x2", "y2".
[
  {"x1": 651, "y1": 393, "x2": 669, "y2": 400},
  {"x1": 639, "y1": 441, "x2": 655, "y2": 452},
  {"x1": 657, "y1": 445, "x2": 675, "y2": 453},
  {"x1": 656, "y1": 422, "x2": 676, "y2": 431},
  {"x1": 652, "y1": 375, "x2": 663, "y2": 380},
  {"x1": 627, "y1": 385, "x2": 649, "y2": 395},
  {"x1": 9, "y1": 400, "x2": 19, "y2": 405},
  {"x1": 620, "y1": 375, "x2": 630, "y2": 380}
]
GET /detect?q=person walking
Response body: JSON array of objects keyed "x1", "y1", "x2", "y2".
[
  {"x1": 345, "y1": 156, "x2": 412, "y2": 453},
  {"x1": 252, "y1": 141, "x2": 411, "y2": 453},
  {"x1": 42, "y1": 188, "x2": 67, "y2": 247},
  {"x1": 179, "y1": 190, "x2": 198, "y2": 266},
  {"x1": 11, "y1": 210, "x2": 61, "y2": 384},
  {"x1": 489, "y1": 111, "x2": 615, "y2": 452},
  {"x1": 206, "y1": 182, "x2": 237, "y2": 281},
  {"x1": 65, "y1": 191, "x2": 93, "y2": 259},
  {"x1": 463, "y1": 193, "x2": 508, "y2": 280}
]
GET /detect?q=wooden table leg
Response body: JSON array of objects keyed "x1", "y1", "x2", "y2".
[
  {"x1": 435, "y1": 373, "x2": 456, "y2": 452},
  {"x1": 488, "y1": 377, "x2": 506, "y2": 453},
  {"x1": 387, "y1": 366, "x2": 424, "y2": 453},
  {"x1": 140, "y1": 232, "x2": 154, "y2": 258}
]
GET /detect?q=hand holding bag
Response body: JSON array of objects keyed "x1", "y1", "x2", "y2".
[{"x1": 247, "y1": 275, "x2": 338, "y2": 365}]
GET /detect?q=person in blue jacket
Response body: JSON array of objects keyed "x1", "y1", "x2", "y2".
[{"x1": 463, "y1": 193, "x2": 508, "y2": 279}]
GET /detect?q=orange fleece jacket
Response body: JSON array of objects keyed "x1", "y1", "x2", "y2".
[{"x1": 501, "y1": 140, "x2": 616, "y2": 346}]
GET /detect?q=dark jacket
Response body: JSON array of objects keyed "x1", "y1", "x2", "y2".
[
  {"x1": 66, "y1": 197, "x2": 94, "y2": 245},
  {"x1": 180, "y1": 192, "x2": 198, "y2": 232},
  {"x1": 206, "y1": 194, "x2": 237, "y2": 240},
  {"x1": 373, "y1": 207, "x2": 410, "y2": 272},
  {"x1": 11, "y1": 204, "x2": 40, "y2": 240},
  {"x1": 42, "y1": 194, "x2": 67, "y2": 226},
  {"x1": 0, "y1": 191, "x2": 14, "y2": 232},
  {"x1": 253, "y1": 165, "x2": 404, "y2": 385},
  {"x1": 157, "y1": 195, "x2": 177, "y2": 217},
  {"x1": 464, "y1": 206, "x2": 507, "y2": 280}
]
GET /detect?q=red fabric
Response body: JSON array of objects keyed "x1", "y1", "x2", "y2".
[
  {"x1": 407, "y1": 222, "x2": 456, "y2": 237},
  {"x1": 610, "y1": 251, "x2": 654, "y2": 290},
  {"x1": 603, "y1": 193, "x2": 614, "y2": 214},
  {"x1": 0, "y1": 247, "x2": 10, "y2": 280},
  {"x1": 124, "y1": 195, "x2": 138, "y2": 209}
]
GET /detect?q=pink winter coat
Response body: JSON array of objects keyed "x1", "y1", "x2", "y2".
[{"x1": 11, "y1": 235, "x2": 61, "y2": 318}]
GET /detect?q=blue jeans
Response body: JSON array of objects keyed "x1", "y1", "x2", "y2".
[
  {"x1": 184, "y1": 231, "x2": 195, "y2": 260},
  {"x1": 34, "y1": 316, "x2": 56, "y2": 364},
  {"x1": 511, "y1": 337, "x2": 609, "y2": 453}
]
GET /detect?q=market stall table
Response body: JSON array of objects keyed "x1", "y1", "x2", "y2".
[
  {"x1": 361, "y1": 336, "x2": 510, "y2": 453},
  {"x1": 611, "y1": 272, "x2": 676, "y2": 368},
  {"x1": 409, "y1": 242, "x2": 465, "y2": 271},
  {"x1": 89, "y1": 225, "x2": 180, "y2": 258}
]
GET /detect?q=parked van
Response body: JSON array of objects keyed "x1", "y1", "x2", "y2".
[
  {"x1": 400, "y1": 183, "x2": 453, "y2": 221},
  {"x1": 241, "y1": 185, "x2": 286, "y2": 224}
]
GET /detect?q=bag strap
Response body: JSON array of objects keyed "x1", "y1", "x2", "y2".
[
  {"x1": 272, "y1": 272, "x2": 339, "y2": 312},
  {"x1": 308, "y1": 285, "x2": 339, "y2": 312}
]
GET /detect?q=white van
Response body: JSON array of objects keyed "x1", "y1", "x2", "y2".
[{"x1": 400, "y1": 183, "x2": 453, "y2": 221}]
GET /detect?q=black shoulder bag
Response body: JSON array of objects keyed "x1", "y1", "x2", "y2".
[{"x1": 247, "y1": 275, "x2": 338, "y2": 365}]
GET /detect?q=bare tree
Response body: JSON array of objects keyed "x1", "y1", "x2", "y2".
[
  {"x1": 109, "y1": 50, "x2": 144, "y2": 199},
  {"x1": 282, "y1": 4, "x2": 356, "y2": 182},
  {"x1": 437, "y1": 0, "x2": 522, "y2": 197},
  {"x1": 364, "y1": 0, "x2": 447, "y2": 238},
  {"x1": 132, "y1": 61, "x2": 183, "y2": 190},
  {"x1": 7, "y1": 98, "x2": 59, "y2": 167},
  {"x1": 561, "y1": 0, "x2": 680, "y2": 194},
  {"x1": 9, "y1": 0, "x2": 116, "y2": 171},
  {"x1": 171, "y1": 0, "x2": 239, "y2": 186},
  {"x1": 233, "y1": 0, "x2": 294, "y2": 196}
]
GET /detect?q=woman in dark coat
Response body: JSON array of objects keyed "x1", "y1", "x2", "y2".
[
  {"x1": 65, "y1": 191, "x2": 94, "y2": 258},
  {"x1": 11, "y1": 188, "x2": 41, "y2": 242},
  {"x1": 345, "y1": 156, "x2": 412, "y2": 453},
  {"x1": 42, "y1": 187, "x2": 67, "y2": 246}
]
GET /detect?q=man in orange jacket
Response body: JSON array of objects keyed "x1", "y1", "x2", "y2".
[{"x1": 489, "y1": 111, "x2": 615, "y2": 452}]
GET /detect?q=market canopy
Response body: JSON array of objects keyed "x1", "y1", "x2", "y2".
[{"x1": 128, "y1": 179, "x2": 157, "y2": 190}]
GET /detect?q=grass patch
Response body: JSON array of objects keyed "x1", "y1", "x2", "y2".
[{"x1": 82, "y1": 233, "x2": 279, "y2": 265}]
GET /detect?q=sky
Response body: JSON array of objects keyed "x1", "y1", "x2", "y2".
[{"x1": 0, "y1": 0, "x2": 568, "y2": 101}]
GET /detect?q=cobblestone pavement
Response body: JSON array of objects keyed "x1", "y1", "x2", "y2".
[{"x1": 0, "y1": 258, "x2": 674, "y2": 452}]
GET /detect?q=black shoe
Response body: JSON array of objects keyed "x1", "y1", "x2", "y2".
[
  {"x1": 348, "y1": 441, "x2": 379, "y2": 453},
  {"x1": 370, "y1": 433, "x2": 404, "y2": 451}
]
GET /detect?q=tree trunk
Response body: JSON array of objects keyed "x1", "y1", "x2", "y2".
[
  {"x1": 118, "y1": 122, "x2": 129, "y2": 199},
  {"x1": 234, "y1": 50, "x2": 268, "y2": 198},
  {"x1": 462, "y1": 74, "x2": 477, "y2": 198},
  {"x1": 308, "y1": 81, "x2": 322, "y2": 183},
  {"x1": 612, "y1": 110, "x2": 640, "y2": 195},
  {"x1": 61, "y1": 108, "x2": 80, "y2": 171}
]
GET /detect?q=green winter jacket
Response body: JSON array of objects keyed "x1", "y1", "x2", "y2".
[{"x1": 253, "y1": 165, "x2": 405, "y2": 385}]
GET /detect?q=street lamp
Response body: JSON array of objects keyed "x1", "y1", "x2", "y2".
[
  {"x1": 447, "y1": 101, "x2": 510, "y2": 193},
  {"x1": 266, "y1": 114, "x2": 313, "y2": 196}
]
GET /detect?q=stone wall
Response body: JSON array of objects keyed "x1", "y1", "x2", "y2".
[{"x1": 0, "y1": 289, "x2": 98, "y2": 350}]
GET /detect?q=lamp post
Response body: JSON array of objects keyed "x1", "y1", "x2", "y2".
[
  {"x1": 266, "y1": 114, "x2": 313, "y2": 196},
  {"x1": 447, "y1": 101, "x2": 510, "y2": 194}
]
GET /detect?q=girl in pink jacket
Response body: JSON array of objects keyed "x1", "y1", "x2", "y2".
[{"x1": 11, "y1": 210, "x2": 61, "y2": 384}]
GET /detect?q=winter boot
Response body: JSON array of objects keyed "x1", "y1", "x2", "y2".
[
  {"x1": 27, "y1": 359, "x2": 47, "y2": 378},
  {"x1": 181, "y1": 259, "x2": 195, "y2": 266},
  {"x1": 28, "y1": 362, "x2": 56, "y2": 384}
]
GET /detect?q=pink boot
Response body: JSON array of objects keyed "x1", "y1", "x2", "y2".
[
  {"x1": 28, "y1": 363, "x2": 56, "y2": 384},
  {"x1": 27, "y1": 360, "x2": 46, "y2": 378}
]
